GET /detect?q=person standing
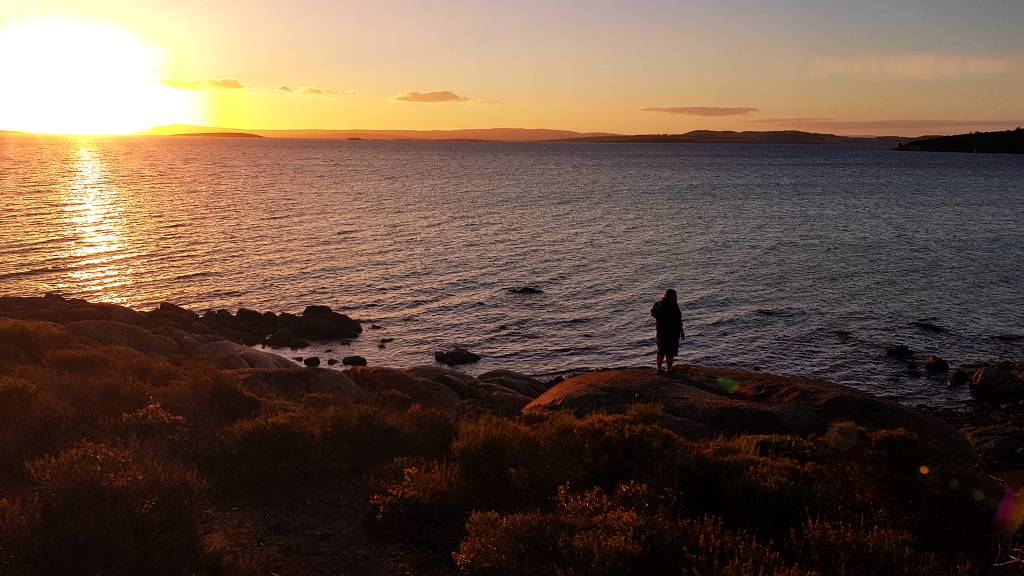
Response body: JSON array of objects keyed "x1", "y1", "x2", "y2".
[{"x1": 651, "y1": 289, "x2": 683, "y2": 373}]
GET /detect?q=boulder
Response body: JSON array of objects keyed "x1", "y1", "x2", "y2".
[
  {"x1": 195, "y1": 340, "x2": 295, "y2": 369},
  {"x1": 405, "y1": 366, "x2": 481, "y2": 399},
  {"x1": 226, "y1": 367, "x2": 366, "y2": 402},
  {"x1": 478, "y1": 369, "x2": 546, "y2": 397},
  {"x1": 304, "y1": 356, "x2": 321, "y2": 367},
  {"x1": 342, "y1": 355, "x2": 368, "y2": 366},
  {"x1": 970, "y1": 363, "x2": 1024, "y2": 401},
  {"x1": 346, "y1": 367, "x2": 460, "y2": 411},
  {"x1": 64, "y1": 320, "x2": 181, "y2": 356},
  {"x1": 434, "y1": 347, "x2": 481, "y2": 366},
  {"x1": 524, "y1": 366, "x2": 976, "y2": 460}
]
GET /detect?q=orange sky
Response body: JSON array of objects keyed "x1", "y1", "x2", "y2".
[{"x1": 0, "y1": 0, "x2": 1022, "y2": 135}]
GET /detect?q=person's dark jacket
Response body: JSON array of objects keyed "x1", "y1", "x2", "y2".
[{"x1": 651, "y1": 299, "x2": 682, "y2": 342}]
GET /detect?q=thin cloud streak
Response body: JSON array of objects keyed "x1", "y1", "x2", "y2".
[
  {"x1": 277, "y1": 85, "x2": 357, "y2": 99},
  {"x1": 393, "y1": 90, "x2": 469, "y2": 103},
  {"x1": 162, "y1": 78, "x2": 246, "y2": 90},
  {"x1": 809, "y1": 53, "x2": 1011, "y2": 81},
  {"x1": 642, "y1": 106, "x2": 758, "y2": 116}
]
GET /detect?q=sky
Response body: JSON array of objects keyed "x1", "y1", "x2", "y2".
[{"x1": 0, "y1": 0, "x2": 1022, "y2": 135}]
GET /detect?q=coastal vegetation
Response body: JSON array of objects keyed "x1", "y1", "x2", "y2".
[{"x1": 0, "y1": 299, "x2": 1022, "y2": 575}]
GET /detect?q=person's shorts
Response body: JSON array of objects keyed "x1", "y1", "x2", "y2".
[{"x1": 657, "y1": 338, "x2": 679, "y2": 357}]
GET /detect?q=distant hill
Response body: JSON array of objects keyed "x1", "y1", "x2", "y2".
[
  {"x1": 149, "y1": 125, "x2": 617, "y2": 142},
  {"x1": 551, "y1": 130, "x2": 911, "y2": 146},
  {"x1": 170, "y1": 132, "x2": 264, "y2": 138},
  {"x1": 897, "y1": 128, "x2": 1024, "y2": 154}
]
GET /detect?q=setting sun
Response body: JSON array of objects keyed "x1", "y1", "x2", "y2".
[{"x1": 0, "y1": 17, "x2": 201, "y2": 135}]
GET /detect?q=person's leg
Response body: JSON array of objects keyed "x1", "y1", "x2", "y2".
[
  {"x1": 666, "y1": 355, "x2": 674, "y2": 371},
  {"x1": 656, "y1": 353, "x2": 664, "y2": 372}
]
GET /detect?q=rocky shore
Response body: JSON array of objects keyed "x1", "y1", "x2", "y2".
[{"x1": 1, "y1": 294, "x2": 1021, "y2": 478}]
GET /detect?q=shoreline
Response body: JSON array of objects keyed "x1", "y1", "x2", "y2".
[{"x1": 1, "y1": 293, "x2": 1021, "y2": 477}]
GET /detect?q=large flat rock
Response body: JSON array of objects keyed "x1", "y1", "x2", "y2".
[{"x1": 525, "y1": 365, "x2": 976, "y2": 460}]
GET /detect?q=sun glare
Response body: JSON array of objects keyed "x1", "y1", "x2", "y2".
[{"x1": 0, "y1": 18, "x2": 201, "y2": 135}]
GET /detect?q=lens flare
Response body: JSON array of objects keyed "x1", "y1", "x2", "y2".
[{"x1": 993, "y1": 491, "x2": 1024, "y2": 538}]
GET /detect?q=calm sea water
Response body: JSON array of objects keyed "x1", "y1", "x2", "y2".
[{"x1": 2, "y1": 135, "x2": 1022, "y2": 407}]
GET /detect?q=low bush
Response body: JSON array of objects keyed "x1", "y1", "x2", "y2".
[{"x1": 13, "y1": 442, "x2": 205, "y2": 576}]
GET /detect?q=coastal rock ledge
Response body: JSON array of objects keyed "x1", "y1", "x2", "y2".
[{"x1": 525, "y1": 366, "x2": 976, "y2": 460}]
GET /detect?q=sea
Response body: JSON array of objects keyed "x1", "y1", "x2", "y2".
[{"x1": 2, "y1": 135, "x2": 1022, "y2": 408}]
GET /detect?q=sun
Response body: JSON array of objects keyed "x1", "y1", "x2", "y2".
[{"x1": 0, "y1": 17, "x2": 202, "y2": 135}]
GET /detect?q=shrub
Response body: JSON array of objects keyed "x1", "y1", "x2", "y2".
[
  {"x1": 0, "y1": 377, "x2": 63, "y2": 482},
  {"x1": 217, "y1": 410, "x2": 321, "y2": 490},
  {"x1": 17, "y1": 442, "x2": 205, "y2": 576},
  {"x1": 453, "y1": 483, "x2": 806, "y2": 576},
  {"x1": 626, "y1": 402, "x2": 664, "y2": 424},
  {"x1": 210, "y1": 378, "x2": 261, "y2": 420},
  {"x1": 0, "y1": 320, "x2": 71, "y2": 366},
  {"x1": 370, "y1": 461, "x2": 464, "y2": 548},
  {"x1": 787, "y1": 518, "x2": 940, "y2": 576}
]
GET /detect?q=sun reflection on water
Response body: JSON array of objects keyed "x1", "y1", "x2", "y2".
[{"x1": 56, "y1": 140, "x2": 133, "y2": 303}]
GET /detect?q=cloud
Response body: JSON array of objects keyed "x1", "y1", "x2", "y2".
[
  {"x1": 393, "y1": 90, "x2": 469, "y2": 103},
  {"x1": 277, "y1": 85, "x2": 356, "y2": 99},
  {"x1": 809, "y1": 53, "x2": 1011, "y2": 81},
  {"x1": 642, "y1": 106, "x2": 758, "y2": 116},
  {"x1": 749, "y1": 117, "x2": 1023, "y2": 134},
  {"x1": 162, "y1": 78, "x2": 246, "y2": 90}
]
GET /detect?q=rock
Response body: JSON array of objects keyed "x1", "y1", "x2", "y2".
[
  {"x1": 478, "y1": 369, "x2": 547, "y2": 397},
  {"x1": 405, "y1": 366, "x2": 481, "y2": 400},
  {"x1": 524, "y1": 367, "x2": 976, "y2": 460},
  {"x1": 435, "y1": 347, "x2": 481, "y2": 366},
  {"x1": 970, "y1": 363, "x2": 1024, "y2": 401},
  {"x1": 327, "y1": 358, "x2": 338, "y2": 366},
  {"x1": 994, "y1": 334, "x2": 1023, "y2": 342},
  {"x1": 342, "y1": 356, "x2": 367, "y2": 366},
  {"x1": 303, "y1": 305, "x2": 334, "y2": 316},
  {"x1": 925, "y1": 356, "x2": 949, "y2": 373},
  {"x1": 195, "y1": 340, "x2": 295, "y2": 369},
  {"x1": 946, "y1": 369, "x2": 970, "y2": 388},
  {"x1": 911, "y1": 320, "x2": 944, "y2": 333},
  {"x1": 304, "y1": 356, "x2": 321, "y2": 367},
  {"x1": 346, "y1": 367, "x2": 460, "y2": 411},
  {"x1": 508, "y1": 287, "x2": 544, "y2": 294},
  {"x1": 226, "y1": 367, "x2": 366, "y2": 402},
  {"x1": 370, "y1": 324, "x2": 382, "y2": 329},
  {"x1": 64, "y1": 320, "x2": 182, "y2": 356},
  {"x1": 885, "y1": 344, "x2": 914, "y2": 359},
  {"x1": 292, "y1": 357, "x2": 304, "y2": 362},
  {"x1": 381, "y1": 338, "x2": 394, "y2": 343}
]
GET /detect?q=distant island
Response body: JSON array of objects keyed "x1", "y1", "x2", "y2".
[
  {"x1": 171, "y1": 132, "x2": 264, "y2": 138},
  {"x1": 897, "y1": 128, "x2": 1024, "y2": 154},
  {"x1": 151, "y1": 125, "x2": 914, "y2": 145},
  {"x1": 552, "y1": 130, "x2": 912, "y2": 146}
]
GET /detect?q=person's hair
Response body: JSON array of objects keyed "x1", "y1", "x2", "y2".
[{"x1": 663, "y1": 289, "x2": 677, "y2": 303}]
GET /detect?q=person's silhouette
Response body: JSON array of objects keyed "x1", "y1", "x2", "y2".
[{"x1": 651, "y1": 289, "x2": 683, "y2": 373}]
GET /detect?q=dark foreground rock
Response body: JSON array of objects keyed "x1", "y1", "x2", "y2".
[{"x1": 525, "y1": 365, "x2": 976, "y2": 460}]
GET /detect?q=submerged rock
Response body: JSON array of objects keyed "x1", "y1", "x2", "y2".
[
  {"x1": 508, "y1": 287, "x2": 544, "y2": 294},
  {"x1": 925, "y1": 356, "x2": 949, "y2": 373},
  {"x1": 946, "y1": 369, "x2": 970, "y2": 388},
  {"x1": 885, "y1": 344, "x2": 914, "y2": 359},
  {"x1": 911, "y1": 320, "x2": 945, "y2": 333},
  {"x1": 435, "y1": 347, "x2": 481, "y2": 366}
]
